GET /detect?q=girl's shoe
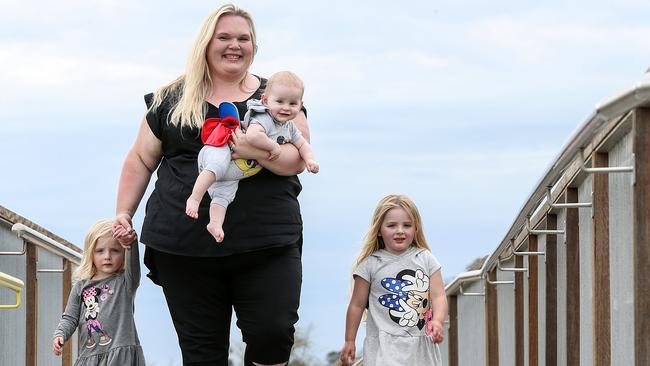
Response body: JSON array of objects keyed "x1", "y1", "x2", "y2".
[{"x1": 86, "y1": 338, "x2": 96, "y2": 349}]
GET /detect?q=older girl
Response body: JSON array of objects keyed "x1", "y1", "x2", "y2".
[{"x1": 341, "y1": 195, "x2": 448, "y2": 366}]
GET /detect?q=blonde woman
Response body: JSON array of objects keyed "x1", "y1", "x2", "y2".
[{"x1": 113, "y1": 3, "x2": 309, "y2": 365}]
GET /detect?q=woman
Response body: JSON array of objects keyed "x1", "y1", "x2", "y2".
[{"x1": 113, "y1": 4, "x2": 308, "y2": 365}]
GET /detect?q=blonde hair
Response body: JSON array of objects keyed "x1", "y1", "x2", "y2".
[
  {"x1": 266, "y1": 71, "x2": 305, "y2": 99},
  {"x1": 354, "y1": 194, "x2": 430, "y2": 269},
  {"x1": 149, "y1": 3, "x2": 258, "y2": 129},
  {"x1": 74, "y1": 219, "x2": 125, "y2": 280}
]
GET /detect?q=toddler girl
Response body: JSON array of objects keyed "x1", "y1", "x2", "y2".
[{"x1": 53, "y1": 219, "x2": 145, "y2": 365}]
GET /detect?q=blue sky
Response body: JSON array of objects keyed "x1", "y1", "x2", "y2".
[{"x1": 1, "y1": 0, "x2": 650, "y2": 364}]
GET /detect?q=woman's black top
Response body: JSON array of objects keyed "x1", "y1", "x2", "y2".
[{"x1": 139, "y1": 78, "x2": 303, "y2": 257}]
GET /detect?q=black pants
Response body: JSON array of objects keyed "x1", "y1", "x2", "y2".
[{"x1": 144, "y1": 245, "x2": 302, "y2": 365}]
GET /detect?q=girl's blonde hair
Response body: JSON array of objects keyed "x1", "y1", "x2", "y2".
[
  {"x1": 74, "y1": 219, "x2": 125, "y2": 280},
  {"x1": 354, "y1": 194, "x2": 430, "y2": 269},
  {"x1": 148, "y1": 3, "x2": 257, "y2": 130}
]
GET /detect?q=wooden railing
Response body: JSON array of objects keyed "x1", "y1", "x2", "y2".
[
  {"x1": 442, "y1": 73, "x2": 650, "y2": 366},
  {"x1": 0, "y1": 218, "x2": 81, "y2": 366}
]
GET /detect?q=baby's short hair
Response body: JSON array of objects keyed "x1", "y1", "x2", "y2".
[{"x1": 266, "y1": 71, "x2": 304, "y2": 98}]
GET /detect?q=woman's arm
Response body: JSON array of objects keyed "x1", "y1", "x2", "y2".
[
  {"x1": 341, "y1": 276, "x2": 370, "y2": 366},
  {"x1": 231, "y1": 111, "x2": 310, "y2": 176},
  {"x1": 114, "y1": 116, "x2": 163, "y2": 235},
  {"x1": 244, "y1": 124, "x2": 281, "y2": 159}
]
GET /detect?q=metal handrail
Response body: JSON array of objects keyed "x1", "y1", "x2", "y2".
[
  {"x1": 480, "y1": 73, "x2": 650, "y2": 276},
  {"x1": 0, "y1": 242, "x2": 27, "y2": 256},
  {"x1": 445, "y1": 269, "x2": 483, "y2": 295},
  {"x1": 550, "y1": 202, "x2": 592, "y2": 208},
  {"x1": 459, "y1": 283, "x2": 485, "y2": 296},
  {"x1": 11, "y1": 223, "x2": 81, "y2": 265},
  {"x1": 485, "y1": 275, "x2": 514, "y2": 285},
  {"x1": 529, "y1": 229, "x2": 565, "y2": 235},
  {"x1": 444, "y1": 72, "x2": 650, "y2": 295},
  {"x1": 545, "y1": 187, "x2": 593, "y2": 210},
  {"x1": 497, "y1": 261, "x2": 527, "y2": 273},
  {"x1": 0, "y1": 271, "x2": 25, "y2": 309},
  {"x1": 526, "y1": 217, "x2": 564, "y2": 236},
  {"x1": 510, "y1": 240, "x2": 545, "y2": 258}
]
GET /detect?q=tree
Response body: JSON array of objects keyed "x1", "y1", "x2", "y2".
[
  {"x1": 288, "y1": 326, "x2": 323, "y2": 366},
  {"x1": 227, "y1": 326, "x2": 326, "y2": 366},
  {"x1": 326, "y1": 351, "x2": 342, "y2": 365}
]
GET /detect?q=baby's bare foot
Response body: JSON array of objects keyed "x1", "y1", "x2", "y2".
[
  {"x1": 207, "y1": 222, "x2": 224, "y2": 243},
  {"x1": 186, "y1": 197, "x2": 200, "y2": 219}
]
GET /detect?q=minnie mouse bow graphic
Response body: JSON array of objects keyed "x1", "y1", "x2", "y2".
[
  {"x1": 201, "y1": 101, "x2": 240, "y2": 147},
  {"x1": 378, "y1": 269, "x2": 430, "y2": 328}
]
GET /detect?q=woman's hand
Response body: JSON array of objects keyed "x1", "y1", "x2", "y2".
[
  {"x1": 340, "y1": 341, "x2": 357, "y2": 366},
  {"x1": 113, "y1": 213, "x2": 137, "y2": 249},
  {"x1": 230, "y1": 129, "x2": 267, "y2": 161},
  {"x1": 230, "y1": 129, "x2": 304, "y2": 176},
  {"x1": 268, "y1": 143, "x2": 282, "y2": 161}
]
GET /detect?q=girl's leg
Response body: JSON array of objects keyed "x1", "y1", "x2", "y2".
[
  {"x1": 229, "y1": 244, "x2": 302, "y2": 366},
  {"x1": 146, "y1": 248, "x2": 232, "y2": 365}
]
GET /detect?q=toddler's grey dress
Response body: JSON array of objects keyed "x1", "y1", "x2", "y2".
[
  {"x1": 354, "y1": 247, "x2": 442, "y2": 366},
  {"x1": 54, "y1": 244, "x2": 145, "y2": 365}
]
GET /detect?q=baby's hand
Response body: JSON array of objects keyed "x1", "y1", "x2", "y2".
[
  {"x1": 268, "y1": 144, "x2": 282, "y2": 161},
  {"x1": 53, "y1": 336, "x2": 64, "y2": 356},
  {"x1": 306, "y1": 159, "x2": 319, "y2": 173}
]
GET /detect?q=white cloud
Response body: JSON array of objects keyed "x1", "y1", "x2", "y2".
[
  {"x1": 465, "y1": 15, "x2": 650, "y2": 64},
  {"x1": 0, "y1": 40, "x2": 174, "y2": 107}
]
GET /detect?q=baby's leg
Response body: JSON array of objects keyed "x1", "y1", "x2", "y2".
[
  {"x1": 186, "y1": 170, "x2": 217, "y2": 218},
  {"x1": 207, "y1": 204, "x2": 227, "y2": 242},
  {"x1": 206, "y1": 180, "x2": 239, "y2": 243}
]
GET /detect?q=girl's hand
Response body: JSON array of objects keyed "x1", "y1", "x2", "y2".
[
  {"x1": 53, "y1": 337, "x2": 64, "y2": 356},
  {"x1": 340, "y1": 341, "x2": 356, "y2": 366},
  {"x1": 427, "y1": 319, "x2": 444, "y2": 344}
]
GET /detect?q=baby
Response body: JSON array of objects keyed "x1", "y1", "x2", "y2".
[{"x1": 186, "y1": 70, "x2": 318, "y2": 242}]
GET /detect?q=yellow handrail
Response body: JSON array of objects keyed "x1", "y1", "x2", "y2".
[{"x1": 0, "y1": 271, "x2": 24, "y2": 309}]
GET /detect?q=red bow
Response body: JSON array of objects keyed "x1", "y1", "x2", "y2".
[{"x1": 201, "y1": 116, "x2": 240, "y2": 147}]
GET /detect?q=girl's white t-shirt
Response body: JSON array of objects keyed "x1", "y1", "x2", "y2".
[{"x1": 354, "y1": 246, "x2": 442, "y2": 366}]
